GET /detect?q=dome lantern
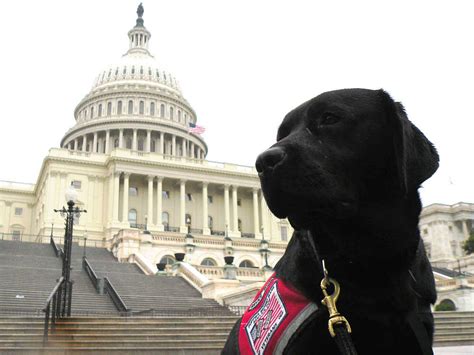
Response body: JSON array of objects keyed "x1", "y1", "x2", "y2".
[{"x1": 126, "y1": 3, "x2": 152, "y2": 57}]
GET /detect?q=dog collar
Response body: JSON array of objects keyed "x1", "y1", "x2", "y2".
[{"x1": 238, "y1": 273, "x2": 318, "y2": 355}]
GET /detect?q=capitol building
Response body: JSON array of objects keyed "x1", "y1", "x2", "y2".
[
  {"x1": 0, "y1": 5, "x2": 291, "y2": 289},
  {"x1": 0, "y1": 4, "x2": 473, "y2": 310}
]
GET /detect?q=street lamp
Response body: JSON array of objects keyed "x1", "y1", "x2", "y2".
[{"x1": 54, "y1": 184, "x2": 87, "y2": 316}]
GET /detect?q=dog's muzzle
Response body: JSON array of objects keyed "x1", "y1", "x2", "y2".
[{"x1": 255, "y1": 147, "x2": 287, "y2": 175}]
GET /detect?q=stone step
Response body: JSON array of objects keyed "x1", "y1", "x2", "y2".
[
  {"x1": 0, "y1": 333, "x2": 230, "y2": 341},
  {"x1": 0, "y1": 326, "x2": 234, "y2": 334},
  {"x1": 0, "y1": 339, "x2": 227, "y2": 348},
  {"x1": 0, "y1": 346, "x2": 222, "y2": 354}
]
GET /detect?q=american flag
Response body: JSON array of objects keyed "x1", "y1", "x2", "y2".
[{"x1": 188, "y1": 122, "x2": 206, "y2": 135}]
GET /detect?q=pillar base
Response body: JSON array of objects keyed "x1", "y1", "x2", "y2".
[
  {"x1": 228, "y1": 231, "x2": 241, "y2": 238},
  {"x1": 155, "y1": 224, "x2": 164, "y2": 232},
  {"x1": 254, "y1": 233, "x2": 262, "y2": 239},
  {"x1": 202, "y1": 227, "x2": 211, "y2": 236},
  {"x1": 179, "y1": 226, "x2": 189, "y2": 234}
]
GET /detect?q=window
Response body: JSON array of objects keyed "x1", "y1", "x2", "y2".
[
  {"x1": 90, "y1": 107, "x2": 94, "y2": 119},
  {"x1": 128, "y1": 209, "x2": 137, "y2": 223},
  {"x1": 281, "y1": 226, "x2": 288, "y2": 241},
  {"x1": 71, "y1": 180, "x2": 82, "y2": 189},
  {"x1": 128, "y1": 100, "x2": 133, "y2": 114},
  {"x1": 208, "y1": 196, "x2": 213, "y2": 204},
  {"x1": 178, "y1": 110, "x2": 181, "y2": 122},
  {"x1": 162, "y1": 212, "x2": 169, "y2": 228},
  {"x1": 123, "y1": 67, "x2": 127, "y2": 74},
  {"x1": 131, "y1": 66, "x2": 135, "y2": 74},
  {"x1": 201, "y1": 258, "x2": 217, "y2": 266},
  {"x1": 129, "y1": 187, "x2": 138, "y2": 196},
  {"x1": 239, "y1": 260, "x2": 254, "y2": 268},
  {"x1": 170, "y1": 107, "x2": 174, "y2": 120},
  {"x1": 186, "y1": 193, "x2": 193, "y2": 201},
  {"x1": 117, "y1": 101, "x2": 122, "y2": 115},
  {"x1": 107, "y1": 102, "x2": 112, "y2": 116},
  {"x1": 138, "y1": 139, "x2": 144, "y2": 151},
  {"x1": 160, "y1": 255, "x2": 175, "y2": 265},
  {"x1": 98, "y1": 104, "x2": 102, "y2": 117},
  {"x1": 114, "y1": 139, "x2": 119, "y2": 148},
  {"x1": 126, "y1": 138, "x2": 132, "y2": 149},
  {"x1": 208, "y1": 216, "x2": 213, "y2": 229},
  {"x1": 238, "y1": 219, "x2": 242, "y2": 232},
  {"x1": 162, "y1": 191, "x2": 170, "y2": 199},
  {"x1": 15, "y1": 208, "x2": 23, "y2": 216},
  {"x1": 151, "y1": 140, "x2": 156, "y2": 152},
  {"x1": 185, "y1": 214, "x2": 192, "y2": 226},
  {"x1": 12, "y1": 230, "x2": 21, "y2": 241},
  {"x1": 237, "y1": 199, "x2": 242, "y2": 206},
  {"x1": 160, "y1": 104, "x2": 165, "y2": 117},
  {"x1": 139, "y1": 100, "x2": 144, "y2": 114},
  {"x1": 140, "y1": 66, "x2": 143, "y2": 75},
  {"x1": 150, "y1": 102, "x2": 155, "y2": 116}
]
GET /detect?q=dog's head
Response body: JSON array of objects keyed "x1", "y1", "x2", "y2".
[{"x1": 256, "y1": 89, "x2": 439, "y2": 230}]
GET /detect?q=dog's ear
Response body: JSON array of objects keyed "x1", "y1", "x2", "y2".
[{"x1": 379, "y1": 90, "x2": 439, "y2": 194}]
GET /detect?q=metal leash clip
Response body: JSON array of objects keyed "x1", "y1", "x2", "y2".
[{"x1": 320, "y1": 260, "x2": 352, "y2": 338}]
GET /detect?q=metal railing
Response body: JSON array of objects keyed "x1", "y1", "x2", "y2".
[
  {"x1": 50, "y1": 235, "x2": 63, "y2": 257},
  {"x1": 104, "y1": 277, "x2": 130, "y2": 314},
  {"x1": 241, "y1": 233, "x2": 256, "y2": 238},
  {"x1": 189, "y1": 228, "x2": 203, "y2": 234},
  {"x1": 164, "y1": 225, "x2": 179, "y2": 232},
  {"x1": 43, "y1": 276, "x2": 71, "y2": 344},
  {"x1": 210, "y1": 230, "x2": 225, "y2": 236},
  {"x1": 82, "y1": 257, "x2": 104, "y2": 294},
  {"x1": 129, "y1": 223, "x2": 147, "y2": 230}
]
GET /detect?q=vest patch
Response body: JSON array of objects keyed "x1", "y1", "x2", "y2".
[{"x1": 238, "y1": 274, "x2": 318, "y2": 355}]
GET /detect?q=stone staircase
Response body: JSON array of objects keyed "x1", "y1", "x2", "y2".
[
  {"x1": 434, "y1": 311, "x2": 474, "y2": 347},
  {"x1": 0, "y1": 240, "x2": 117, "y2": 315},
  {"x1": 0, "y1": 315, "x2": 239, "y2": 354}
]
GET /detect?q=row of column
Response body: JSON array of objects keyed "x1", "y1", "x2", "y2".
[
  {"x1": 108, "y1": 172, "x2": 262, "y2": 236},
  {"x1": 66, "y1": 130, "x2": 205, "y2": 159}
]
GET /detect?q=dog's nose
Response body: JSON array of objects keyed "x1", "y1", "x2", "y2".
[{"x1": 256, "y1": 147, "x2": 286, "y2": 173}]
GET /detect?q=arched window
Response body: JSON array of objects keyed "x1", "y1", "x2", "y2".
[
  {"x1": 98, "y1": 104, "x2": 102, "y2": 117},
  {"x1": 239, "y1": 260, "x2": 254, "y2": 268},
  {"x1": 126, "y1": 138, "x2": 132, "y2": 149},
  {"x1": 201, "y1": 258, "x2": 217, "y2": 266},
  {"x1": 208, "y1": 216, "x2": 213, "y2": 229},
  {"x1": 140, "y1": 66, "x2": 144, "y2": 75},
  {"x1": 128, "y1": 209, "x2": 137, "y2": 224},
  {"x1": 107, "y1": 102, "x2": 112, "y2": 116},
  {"x1": 238, "y1": 219, "x2": 242, "y2": 232},
  {"x1": 128, "y1": 100, "x2": 133, "y2": 114},
  {"x1": 117, "y1": 101, "x2": 122, "y2": 115},
  {"x1": 170, "y1": 107, "x2": 174, "y2": 120},
  {"x1": 131, "y1": 66, "x2": 135, "y2": 74},
  {"x1": 151, "y1": 140, "x2": 156, "y2": 152},
  {"x1": 160, "y1": 255, "x2": 175, "y2": 265},
  {"x1": 114, "y1": 139, "x2": 119, "y2": 148},
  {"x1": 160, "y1": 104, "x2": 165, "y2": 117},
  {"x1": 185, "y1": 214, "x2": 192, "y2": 226},
  {"x1": 150, "y1": 102, "x2": 155, "y2": 116},
  {"x1": 139, "y1": 100, "x2": 144, "y2": 114},
  {"x1": 123, "y1": 66, "x2": 127, "y2": 75},
  {"x1": 178, "y1": 110, "x2": 181, "y2": 122},
  {"x1": 435, "y1": 299, "x2": 456, "y2": 312},
  {"x1": 138, "y1": 139, "x2": 144, "y2": 151},
  {"x1": 90, "y1": 107, "x2": 94, "y2": 119}
]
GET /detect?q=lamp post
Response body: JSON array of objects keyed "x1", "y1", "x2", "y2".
[{"x1": 54, "y1": 185, "x2": 87, "y2": 316}]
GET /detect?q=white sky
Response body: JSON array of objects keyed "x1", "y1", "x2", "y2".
[{"x1": 0, "y1": 1, "x2": 471, "y2": 206}]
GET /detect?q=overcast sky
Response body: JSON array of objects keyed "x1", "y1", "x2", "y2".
[{"x1": 0, "y1": 1, "x2": 471, "y2": 206}]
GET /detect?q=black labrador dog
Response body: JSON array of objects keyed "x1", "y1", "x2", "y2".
[{"x1": 223, "y1": 89, "x2": 438, "y2": 355}]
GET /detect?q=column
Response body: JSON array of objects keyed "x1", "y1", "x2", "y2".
[
  {"x1": 202, "y1": 182, "x2": 210, "y2": 235},
  {"x1": 122, "y1": 173, "x2": 130, "y2": 224},
  {"x1": 159, "y1": 132, "x2": 164, "y2": 154},
  {"x1": 132, "y1": 129, "x2": 138, "y2": 150},
  {"x1": 190, "y1": 142, "x2": 194, "y2": 158},
  {"x1": 260, "y1": 193, "x2": 268, "y2": 239},
  {"x1": 112, "y1": 172, "x2": 120, "y2": 223},
  {"x1": 172, "y1": 135, "x2": 176, "y2": 156},
  {"x1": 119, "y1": 129, "x2": 124, "y2": 148},
  {"x1": 179, "y1": 180, "x2": 187, "y2": 233},
  {"x1": 232, "y1": 186, "x2": 239, "y2": 235},
  {"x1": 73, "y1": 139, "x2": 78, "y2": 150},
  {"x1": 156, "y1": 177, "x2": 163, "y2": 230},
  {"x1": 253, "y1": 189, "x2": 261, "y2": 237},
  {"x1": 182, "y1": 139, "x2": 186, "y2": 158},
  {"x1": 93, "y1": 132, "x2": 98, "y2": 153},
  {"x1": 147, "y1": 175, "x2": 154, "y2": 228},
  {"x1": 87, "y1": 176, "x2": 95, "y2": 225},
  {"x1": 224, "y1": 185, "x2": 230, "y2": 234},
  {"x1": 462, "y1": 220, "x2": 470, "y2": 240},
  {"x1": 107, "y1": 173, "x2": 114, "y2": 222},
  {"x1": 82, "y1": 135, "x2": 88, "y2": 152},
  {"x1": 146, "y1": 130, "x2": 151, "y2": 153},
  {"x1": 105, "y1": 130, "x2": 110, "y2": 153}
]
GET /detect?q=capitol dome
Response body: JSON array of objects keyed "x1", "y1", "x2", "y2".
[{"x1": 61, "y1": 4, "x2": 207, "y2": 160}]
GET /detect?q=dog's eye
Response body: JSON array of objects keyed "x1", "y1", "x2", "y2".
[{"x1": 320, "y1": 113, "x2": 341, "y2": 126}]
